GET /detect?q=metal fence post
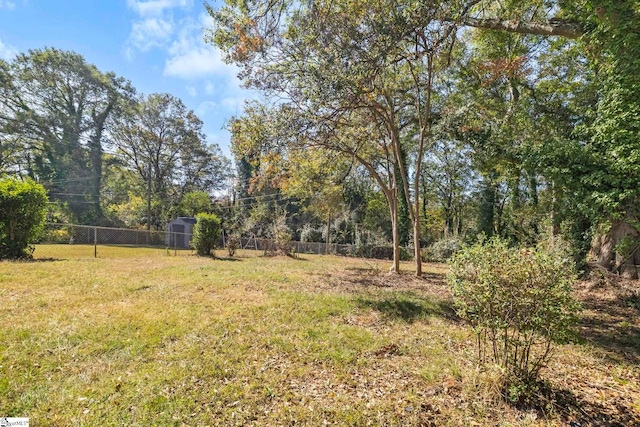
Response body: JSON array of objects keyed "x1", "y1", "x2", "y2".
[{"x1": 94, "y1": 226, "x2": 97, "y2": 258}]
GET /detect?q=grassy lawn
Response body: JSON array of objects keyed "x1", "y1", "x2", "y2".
[
  {"x1": 33, "y1": 244, "x2": 195, "y2": 259},
  {"x1": 1, "y1": 249, "x2": 638, "y2": 426}
]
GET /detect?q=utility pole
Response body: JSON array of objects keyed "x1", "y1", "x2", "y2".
[
  {"x1": 325, "y1": 211, "x2": 331, "y2": 255},
  {"x1": 146, "y1": 162, "x2": 152, "y2": 232}
]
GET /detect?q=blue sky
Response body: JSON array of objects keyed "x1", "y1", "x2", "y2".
[{"x1": 0, "y1": 0, "x2": 252, "y2": 159}]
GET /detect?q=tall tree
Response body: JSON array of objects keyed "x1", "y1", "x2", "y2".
[
  {"x1": 229, "y1": 100, "x2": 405, "y2": 269},
  {"x1": 211, "y1": 0, "x2": 640, "y2": 276},
  {"x1": 422, "y1": 139, "x2": 475, "y2": 239},
  {"x1": 0, "y1": 48, "x2": 132, "y2": 223},
  {"x1": 460, "y1": 0, "x2": 640, "y2": 276},
  {"x1": 112, "y1": 93, "x2": 227, "y2": 230},
  {"x1": 209, "y1": 0, "x2": 469, "y2": 275}
]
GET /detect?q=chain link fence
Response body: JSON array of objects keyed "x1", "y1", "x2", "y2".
[
  {"x1": 238, "y1": 236, "x2": 354, "y2": 256},
  {"x1": 238, "y1": 236, "x2": 402, "y2": 259},
  {"x1": 34, "y1": 223, "x2": 402, "y2": 260},
  {"x1": 35, "y1": 223, "x2": 196, "y2": 258}
]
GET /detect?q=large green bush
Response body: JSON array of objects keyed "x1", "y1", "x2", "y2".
[
  {"x1": 448, "y1": 237, "x2": 580, "y2": 401},
  {"x1": 0, "y1": 178, "x2": 48, "y2": 259},
  {"x1": 192, "y1": 213, "x2": 222, "y2": 256}
]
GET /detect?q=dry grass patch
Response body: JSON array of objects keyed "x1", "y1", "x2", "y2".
[{"x1": 0, "y1": 250, "x2": 638, "y2": 425}]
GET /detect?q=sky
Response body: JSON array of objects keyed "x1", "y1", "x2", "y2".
[{"x1": 0, "y1": 0, "x2": 254, "y2": 159}]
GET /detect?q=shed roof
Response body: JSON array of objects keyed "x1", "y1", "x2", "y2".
[{"x1": 169, "y1": 217, "x2": 197, "y2": 225}]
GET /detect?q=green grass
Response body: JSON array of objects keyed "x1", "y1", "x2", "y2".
[
  {"x1": 33, "y1": 244, "x2": 194, "y2": 259},
  {"x1": 1, "y1": 250, "x2": 638, "y2": 425}
]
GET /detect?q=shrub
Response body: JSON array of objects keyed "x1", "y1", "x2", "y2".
[
  {"x1": 38, "y1": 227, "x2": 71, "y2": 244},
  {"x1": 226, "y1": 232, "x2": 240, "y2": 257},
  {"x1": 266, "y1": 209, "x2": 292, "y2": 256},
  {"x1": 0, "y1": 178, "x2": 48, "y2": 259},
  {"x1": 448, "y1": 237, "x2": 580, "y2": 402},
  {"x1": 192, "y1": 213, "x2": 222, "y2": 256},
  {"x1": 299, "y1": 224, "x2": 323, "y2": 243},
  {"x1": 421, "y1": 238, "x2": 462, "y2": 262}
]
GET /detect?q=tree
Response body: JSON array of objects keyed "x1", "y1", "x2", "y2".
[
  {"x1": 112, "y1": 93, "x2": 227, "y2": 230},
  {"x1": 178, "y1": 191, "x2": 213, "y2": 217},
  {"x1": 209, "y1": 0, "x2": 471, "y2": 275},
  {"x1": 0, "y1": 61, "x2": 24, "y2": 175},
  {"x1": 210, "y1": 0, "x2": 640, "y2": 276},
  {"x1": 0, "y1": 177, "x2": 48, "y2": 259},
  {"x1": 458, "y1": 0, "x2": 640, "y2": 276},
  {"x1": 229, "y1": 99, "x2": 406, "y2": 270},
  {"x1": 421, "y1": 139, "x2": 475, "y2": 239},
  {"x1": 0, "y1": 48, "x2": 133, "y2": 223}
]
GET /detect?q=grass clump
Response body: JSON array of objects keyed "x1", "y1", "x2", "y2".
[{"x1": 448, "y1": 237, "x2": 581, "y2": 404}]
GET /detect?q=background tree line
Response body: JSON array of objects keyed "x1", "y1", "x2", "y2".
[
  {"x1": 0, "y1": 48, "x2": 230, "y2": 229},
  {"x1": 208, "y1": 0, "x2": 640, "y2": 278}
]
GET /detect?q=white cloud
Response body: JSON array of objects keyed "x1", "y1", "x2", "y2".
[
  {"x1": 164, "y1": 42, "x2": 235, "y2": 79},
  {"x1": 221, "y1": 96, "x2": 245, "y2": 111},
  {"x1": 186, "y1": 85, "x2": 197, "y2": 97},
  {"x1": 129, "y1": 17, "x2": 174, "y2": 51},
  {"x1": 0, "y1": 1, "x2": 16, "y2": 10},
  {"x1": 163, "y1": 14, "x2": 239, "y2": 80},
  {"x1": 125, "y1": 0, "x2": 193, "y2": 57},
  {"x1": 127, "y1": 0, "x2": 192, "y2": 17},
  {"x1": 196, "y1": 100, "x2": 218, "y2": 116},
  {"x1": 0, "y1": 38, "x2": 18, "y2": 61}
]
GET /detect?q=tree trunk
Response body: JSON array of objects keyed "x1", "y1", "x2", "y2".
[
  {"x1": 88, "y1": 134, "x2": 103, "y2": 222},
  {"x1": 413, "y1": 217, "x2": 422, "y2": 277},
  {"x1": 326, "y1": 211, "x2": 331, "y2": 255},
  {"x1": 590, "y1": 220, "x2": 640, "y2": 280},
  {"x1": 478, "y1": 176, "x2": 496, "y2": 237},
  {"x1": 146, "y1": 167, "x2": 152, "y2": 231},
  {"x1": 388, "y1": 192, "x2": 400, "y2": 274}
]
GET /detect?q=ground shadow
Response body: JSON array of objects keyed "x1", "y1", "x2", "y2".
[
  {"x1": 259, "y1": 253, "x2": 309, "y2": 261},
  {"x1": 421, "y1": 271, "x2": 447, "y2": 283},
  {"x1": 356, "y1": 292, "x2": 458, "y2": 323},
  {"x1": 577, "y1": 288, "x2": 640, "y2": 365},
  {"x1": 196, "y1": 254, "x2": 243, "y2": 262},
  {"x1": 212, "y1": 256, "x2": 243, "y2": 262},
  {"x1": 514, "y1": 381, "x2": 640, "y2": 427},
  {"x1": 322, "y1": 267, "x2": 448, "y2": 290},
  {"x1": 6, "y1": 257, "x2": 60, "y2": 263}
]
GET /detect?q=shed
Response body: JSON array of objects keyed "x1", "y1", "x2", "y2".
[{"x1": 167, "y1": 217, "x2": 197, "y2": 248}]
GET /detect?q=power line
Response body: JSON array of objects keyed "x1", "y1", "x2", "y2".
[
  {"x1": 45, "y1": 175, "x2": 102, "y2": 185},
  {"x1": 51, "y1": 192, "x2": 96, "y2": 197},
  {"x1": 214, "y1": 193, "x2": 294, "y2": 210}
]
